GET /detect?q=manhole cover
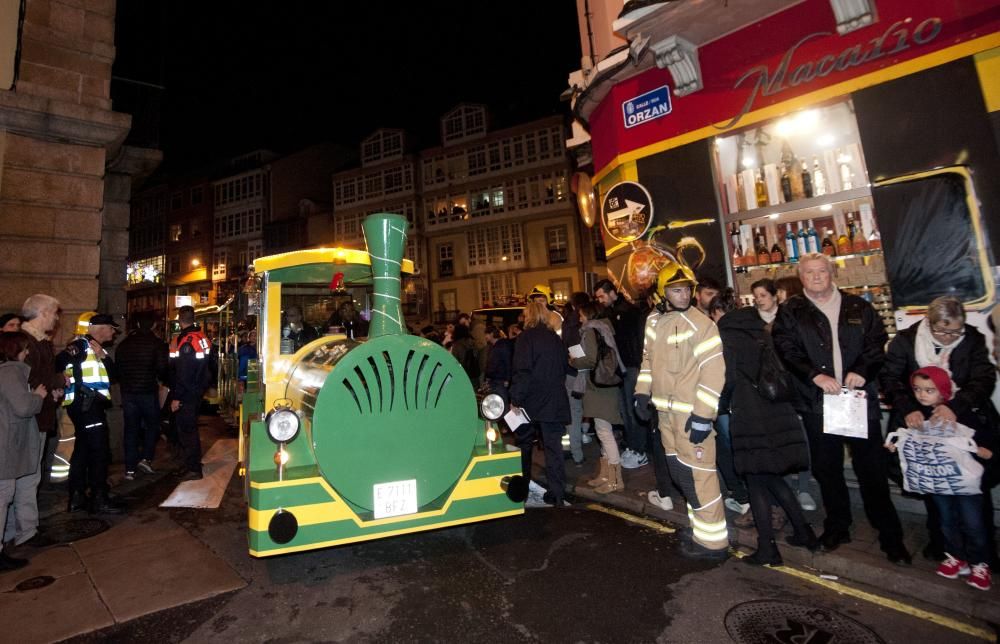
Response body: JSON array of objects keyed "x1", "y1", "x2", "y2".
[
  {"x1": 43, "y1": 518, "x2": 111, "y2": 544},
  {"x1": 725, "y1": 599, "x2": 885, "y2": 644},
  {"x1": 16, "y1": 575, "x2": 55, "y2": 592}
]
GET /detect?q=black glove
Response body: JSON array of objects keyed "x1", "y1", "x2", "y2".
[
  {"x1": 634, "y1": 394, "x2": 652, "y2": 422},
  {"x1": 684, "y1": 414, "x2": 713, "y2": 445}
]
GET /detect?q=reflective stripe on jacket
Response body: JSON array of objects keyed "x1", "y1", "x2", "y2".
[{"x1": 63, "y1": 340, "x2": 111, "y2": 406}]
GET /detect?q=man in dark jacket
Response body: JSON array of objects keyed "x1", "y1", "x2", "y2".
[
  {"x1": 772, "y1": 253, "x2": 909, "y2": 564},
  {"x1": 169, "y1": 306, "x2": 212, "y2": 480},
  {"x1": 484, "y1": 326, "x2": 513, "y2": 403},
  {"x1": 116, "y1": 313, "x2": 168, "y2": 480},
  {"x1": 594, "y1": 279, "x2": 646, "y2": 469}
]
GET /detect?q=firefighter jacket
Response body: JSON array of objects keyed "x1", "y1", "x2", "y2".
[
  {"x1": 635, "y1": 306, "x2": 725, "y2": 420},
  {"x1": 169, "y1": 326, "x2": 211, "y2": 404},
  {"x1": 59, "y1": 337, "x2": 112, "y2": 408}
]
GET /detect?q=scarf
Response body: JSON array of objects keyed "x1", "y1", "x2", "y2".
[
  {"x1": 758, "y1": 306, "x2": 777, "y2": 324},
  {"x1": 913, "y1": 317, "x2": 964, "y2": 376}
]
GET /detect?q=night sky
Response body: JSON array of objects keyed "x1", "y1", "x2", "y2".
[{"x1": 113, "y1": 2, "x2": 582, "y2": 171}]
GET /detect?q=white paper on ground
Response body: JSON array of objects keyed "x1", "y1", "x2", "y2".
[
  {"x1": 160, "y1": 438, "x2": 238, "y2": 509},
  {"x1": 504, "y1": 407, "x2": 531, "y2": 431},
  {"x1": 568, "y1": 344, "x2": 586, "y2": 359}
]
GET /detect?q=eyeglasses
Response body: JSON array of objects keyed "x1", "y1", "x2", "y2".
[{"x1": 930, "y1": 326, "x2": 965, "y2": 337}]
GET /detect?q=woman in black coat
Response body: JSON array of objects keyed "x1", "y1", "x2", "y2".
[
  {"x1": 510, "y1": 301, "x2": 571, "y2": 506},
  {"x1": 881, "y1": 295, "x2": 999, "y2": 562},
  {"x1": 719, "y1": 305, "x2": 817, "y2": 565}
]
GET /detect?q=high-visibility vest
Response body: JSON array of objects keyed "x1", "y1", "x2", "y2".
[
  {"x1": 63, "y1": 340, "x2": 111, "y2": 407},
  {"x1": 170, "y1": 329, "x2": 211, "y2": 361}
]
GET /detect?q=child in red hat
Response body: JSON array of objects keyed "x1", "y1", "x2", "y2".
[{"x1": 907, "y1": 365, "x2": 996, "y2": 590}]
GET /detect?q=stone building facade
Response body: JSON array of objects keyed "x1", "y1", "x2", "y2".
[{"x1": 0, "y1": 0, "x2": 158, "y2": 342}]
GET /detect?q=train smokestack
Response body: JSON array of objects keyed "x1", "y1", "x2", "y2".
[{"x1": 362, "y1": 213, "x2": 408, "y2": 337}]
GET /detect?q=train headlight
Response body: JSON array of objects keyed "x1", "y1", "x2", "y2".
[
  {"x1": 266, "y1": 408, "x2": 300, "y2": 443},
  {"x1": 480, "y1": 394, "x2": 505, "y2": 420}
]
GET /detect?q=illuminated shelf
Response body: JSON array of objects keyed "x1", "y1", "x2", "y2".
[{"x1": 723, "y1": 186, "x2": 872, "y2": 225}]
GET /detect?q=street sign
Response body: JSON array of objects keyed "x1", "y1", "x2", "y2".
[
  {"x1": 622, "y1": 85, "x2": 672, "y2": 129},
  {"x1": 602, "y1": 181, "x2": 654, "y2": 242}
]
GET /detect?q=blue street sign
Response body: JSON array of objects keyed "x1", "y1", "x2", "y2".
[{"x1": 622, "y1": 85, "x2": 672, "y2": 129}]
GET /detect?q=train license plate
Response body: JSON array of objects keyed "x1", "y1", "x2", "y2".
[{"x1": 373, "y1": 479, "x2": 418, "y2": 519}]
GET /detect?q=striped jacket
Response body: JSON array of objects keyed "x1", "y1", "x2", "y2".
[{"x1": 635, "y1": 306, "x2": 725, "y2": 420}]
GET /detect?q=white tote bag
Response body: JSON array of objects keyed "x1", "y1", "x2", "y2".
[
  {"x1": 885, "y1": 419, "x2": 983, "y2": 496},
  {"x1": 822, "y1": 388, "x2": 868, "y2": 439}
]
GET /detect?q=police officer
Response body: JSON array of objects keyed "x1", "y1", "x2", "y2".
[
  {"x1": 169, "y1": 305, "x2": 211, "y2": 480},
  {"x1": 58, "y1": 312, "x2": 124, "y2": 514},
  {"x1": 634, "y1": 262, "x2": 728, "y2": 559}
]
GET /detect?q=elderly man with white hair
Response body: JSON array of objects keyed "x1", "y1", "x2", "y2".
[{"x1": 772, "y1": 253, "x2": 909, "y2": 565}]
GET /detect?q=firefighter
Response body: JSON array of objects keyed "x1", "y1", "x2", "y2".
[
  {"x1": 634, "y1": 262, "x2": 728, "y2": 559},
  {"x1": 58, "y1": 312, "x2": 124, "y2": 514},
  {"x1": 168, "y1": 305, "x2": 212, "y2": 480}
]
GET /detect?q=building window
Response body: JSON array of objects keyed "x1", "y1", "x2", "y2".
[
  {"x1": 546, "y1": 226, "x2": 569, "y2": 265},
  {"x1": 593, "y1": 226, "x2": 606, "y2": 262},
  {"x1": 167, "y1": 255, "x2": 180, "y2": 274},
  {"x1": 169, "y1": 224, "x2": 182, "y2": 242},
  {"x1": 466, "y1": 223, "x2": 523, "y2": 269},
  {"x1": 437, "y1": 242, "x2": 454, "y2": 277},
  {"x1": 212, "y1": 249, "x2": 228, "y2": 281},
  {"x1": 190, "y1": 219, "x2": 201, "y2": 238},
  {"x1": 190, "y1": 186, "x2": 204, "y2": 205},
  {"x1": 549, "y1": 279, "x2": 571, "y2": 305},
  {"x1": 170, "y1": 192, "x2": 183, "y2": 210},
  {"x1": 479, "y1": 273, "x2": 516, "y2": 308},
  {"x1": 436, "y1": 289, "x2": 458, "y2": 324}
]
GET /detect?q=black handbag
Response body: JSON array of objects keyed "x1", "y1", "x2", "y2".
[{"x1": 755, "y1": 337, "x2": 793, "y2": 403}]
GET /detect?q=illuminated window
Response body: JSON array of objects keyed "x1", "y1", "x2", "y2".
[{"x1": 546, "y1": 226, "x2": 568, "y2": 265}]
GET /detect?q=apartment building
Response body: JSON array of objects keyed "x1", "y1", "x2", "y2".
[{"x1": 422, "y1": 104, "x2": 604, "y2": 322}]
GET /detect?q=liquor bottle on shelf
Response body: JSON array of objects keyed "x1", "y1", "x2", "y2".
[
  {"x1": 806, "y1": 219, "x2": 820, "y2": 254},
  {"x1": 755, "y1": 226, "x2": 771, "y2": 264},
  {"x1": 821, "y1": 227, "x2": 836, "y2": 256},
  {"x1": 786, "y1": 223, "x2": 799, "y2": 263},
  {"x1": 769, "y1": 233, "x2": 785, "y2": 263},
  {"x1": 780, "y1": 163, "x2": 793, "y2": 202},
  {"x1": 867, "y1": 226, "x2": 882, "y2": 250},
  {"x1": 743, "y1": 240, "x2": 758, "y2": 266},
  {"x1": 800, "y1": 160, "x2": 813, "y2": 199},
  {"x1": 731, "y1": 222, "x2": 744, "y2": 268},
  {"x1": 736, "y1": 174, "x2": 747, "y2": 211},
  {"x1": 838, "y1": 150, "x2": 853, "y2": 191},
  {"x1": 812, "y1": 157, "x2": 827, "y2": 196},
  {"x1": 755, "y1": 169, "x2": 768, "y2": 208},
  {"x1": 837, "y1": 212, "x2": 852, "y2": 255},
  {"x1": 796, "y1": 221, "x2": 808, "y2": 258},
  {"x1": 851, "y1": 210, "x2": 868, "y2": 253}
]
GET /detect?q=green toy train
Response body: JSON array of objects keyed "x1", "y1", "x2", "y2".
[{"x1": 240, "y1": 213, "x2": 525, "y2": 556}]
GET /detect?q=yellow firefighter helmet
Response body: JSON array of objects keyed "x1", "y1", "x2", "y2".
[
  {"x1": 75, "y1": 311, "x2": 97, "y2": 335},
  {"x1": 529, "y1": 284, "x2": 553, "y2": 304},
  {"x1": 656, "y1": 261, "x2": 697, "y2": 296}
]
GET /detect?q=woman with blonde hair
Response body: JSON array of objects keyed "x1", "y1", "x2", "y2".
[{"x1": 510, "y1": 300, "x2": 571, "y2": 507}]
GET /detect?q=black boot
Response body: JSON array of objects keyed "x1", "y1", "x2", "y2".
[
  {"x1": 786, "y1": 525, "x2": 820, "y2": 552},
  {"x1": 68, "y1": 490, "x2": 89, "y2": 513},
  {"x1": 90, "y1": 492, "x2": 125, "y2": 515},
  {"x1": 744, "y1": 539, "x2": 783, "y2": 566},
  {"x1": 0, "y1": 550, "x2": 29, "y2": 571}
]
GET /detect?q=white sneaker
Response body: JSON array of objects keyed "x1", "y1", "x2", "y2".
[
  {"x1": 647, "y1": 490, "x2": 674, "y2": 511},
  {"x1": 724, "y1": 497, "x2": 750, "y2": 514},
  {"x1": 797, "y1": 492, "x2": 817, "y2": 511},
  {"x1": 620, "y1": 449, "x2": 649, "y2": 469}
]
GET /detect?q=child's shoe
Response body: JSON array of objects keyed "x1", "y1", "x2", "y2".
[
  {"x1": 936, "y1": 553, "x2": 970, "y2": 579},
  {"x1": 966, "y1": 563, "x2": 991, "y2": 591}
]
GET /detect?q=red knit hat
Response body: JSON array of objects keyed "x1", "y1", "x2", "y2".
[{"x1": 911, "y1": 366, "x2": 954, "y2": 401}]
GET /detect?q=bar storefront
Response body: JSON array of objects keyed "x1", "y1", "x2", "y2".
[{"x1": 571, "y1": 0, "x2": 1000, "y2": 336}]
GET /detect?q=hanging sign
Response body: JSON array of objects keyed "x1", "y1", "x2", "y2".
[{"x1": 602, "y1": 181, "x2": 654, "y2": 243}]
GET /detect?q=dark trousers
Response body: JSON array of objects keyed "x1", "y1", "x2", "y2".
[
  {"x1": 516, "y1": 421, "x2": 566, "y2": 502},
  {"x1": 931, "y1": 493, "x2": 989, "y2": 565},
  {"x1": 123, "y1": 392, "x2": 161, "y2": 471},
  {"x1": 715, "y1": 414, "x2": 749, "y2": 503},
  {"x1": 747, "y1": 473, "x2": 812, "y2": 551},
  {"x1": 925, "y1": 466, "x2": 999, "y2": 565},
  {"x1": 174, "y1": 402, "x2": 203, "y2": 474},
  {"x1": 802, "y1": 412, "x2": 904, "y2": 550},
  {"x1": 68, "y1": 408, "x2": 110, "y2": 496},
  {"x1": 617, "y1": 367, "x2": 644, "y2": 453}
]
